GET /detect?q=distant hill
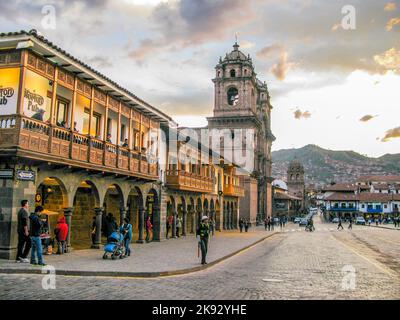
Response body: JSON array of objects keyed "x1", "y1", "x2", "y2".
[{"x1": 271, "y1": 144, "x2": 400, "y2": 187}]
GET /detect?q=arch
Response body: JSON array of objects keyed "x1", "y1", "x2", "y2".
[
  {"x1": 227, "y1": 87, "x2": 239, "y2": 106},
  {"x1": 126, "y1": 186, "x2": 144, "y2": 240},
  {"x1": 71, "y1": 180, "x2": 101, "y2": 249},
  {"x1": 36, "y1": 176, "x2": 69, "y2": 208},
  {"x1": 145, "y1": 188, "x2": 160, "y2": 241}
]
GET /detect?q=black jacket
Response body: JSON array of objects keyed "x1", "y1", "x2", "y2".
[{"x1": 29, "y1": 213, "x2": 42, "y2": 237}]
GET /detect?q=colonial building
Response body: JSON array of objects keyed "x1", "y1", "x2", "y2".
[
  {"x1": 0, "y1": 30, "x2": 244, "y2": 259},
  {"x1": 286, "y1": 159, "x2": 305, "y2": 210},
  {"x1": 272, "y1": 179, "x2": 302, "y2": 218},
  {"x1": 206, "y1": 42, "x2": 275, "y2": 224}
]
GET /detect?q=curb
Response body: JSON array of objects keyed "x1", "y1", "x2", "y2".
[{"x1": 0, "y1": 232, "x2": 278, "y2": 278}]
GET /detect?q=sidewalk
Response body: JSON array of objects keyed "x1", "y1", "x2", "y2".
[
  {"x1": 0, "y1": 227, "x2": 277, "y2": 277},
  {"x1": 365, "y1": 224, "x2": 400, "y2": 231}
]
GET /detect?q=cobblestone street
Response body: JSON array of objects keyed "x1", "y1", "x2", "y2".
[{"x1": 0, "y1": 217, "x2": 399, "y2": 300}]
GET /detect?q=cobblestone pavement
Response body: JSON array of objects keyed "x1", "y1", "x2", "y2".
[
  {"x1": 0, "y1": 228, "x2": 273, "y2": 274},
  {"x1": 0, "y1": 218, "x2": 399, "y2": 300}
]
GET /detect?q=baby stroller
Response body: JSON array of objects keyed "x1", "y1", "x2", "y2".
[{"x1": 102, "y1": 231, "x2": 125, "y2": 260}]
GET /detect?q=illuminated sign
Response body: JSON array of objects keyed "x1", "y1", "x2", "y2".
[
  {"x1": 23, "y1": 69, "x2": 51, "y2": 121},
  {"x1": 0, "y1": 68, "x2": 20, "y2": 115},
  {"x1": 24, "y1": 88, "x2": 44, "y2": 113},
  {"x1": 16, "y1": 169, "x2": 36, "y2": 181}
]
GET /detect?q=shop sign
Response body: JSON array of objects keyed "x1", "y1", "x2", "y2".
[
  {"x1": 0, "y1": 169, "x2": 14, "y2": 179},
  {"x1": 0, "y1": 68, "x2": 20, "y2": 115},
  {"x1": 16, "y1": 169, "x2": 36, "y2": 181}
]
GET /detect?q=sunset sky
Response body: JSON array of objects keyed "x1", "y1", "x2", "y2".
[{"x1": 1, "y1": 0, "x2": 399, "y2": 157}]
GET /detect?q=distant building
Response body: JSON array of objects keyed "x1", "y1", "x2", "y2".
[
  {"x1": 286, "y1": 159, "x2": 305, "y2": 210},
  {"x1": 272, "y1": 179, "x2": 302, "y2": 218}
]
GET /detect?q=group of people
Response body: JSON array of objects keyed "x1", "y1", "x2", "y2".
[
  {"x1": 239, "y1": 218, "x2": 250, "y2": 232},
  {"x1": 16, "y1": 200, "x2": 69, "y2": 266}
]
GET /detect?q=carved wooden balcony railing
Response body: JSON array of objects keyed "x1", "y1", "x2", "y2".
[
  {"x1": 0, "y1": 115, "x2": 158, "y2": 179},
  {"x1": 223, "y1": 184, "x2": 245, "y2": 197},
  {"x1": 166, "y1": 169, "x2": 214, "y2": 193}
]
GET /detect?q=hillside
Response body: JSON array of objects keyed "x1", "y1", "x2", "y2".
[{"x1": 271, "y1": 144, "x2": 400, "y2": 187}]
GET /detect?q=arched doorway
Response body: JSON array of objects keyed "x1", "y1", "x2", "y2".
[
  {"x1": 72, "y1": 180, "x2": 100, "y2": 249},
  {"x1": 166, "y1": 195, "x2": 176, "y2": 238},
  {"x1": 176, "y1": 196, "x2": 186, "y2": 237},
  {"x1": 196, "y1": 198, "x2": 203, "y2": 226},
  {"x1": 215, "y1": 200, "x2": 221, "y2": 231},
  {"x1": 145, "y1": 189, "x2": 159, "y2": 241},
  {"x1": 126, "y1": 186, "x2": 143, "y2": 241},
  {"x1": 35, "y1": 177, "x2": 68, "y2": 244},
  {"x1": 204, "y1": 198, "x2": 209, "y2": 217},
  {"x1": 188, "y1": 197, "x2": 195, "y2": 233}
]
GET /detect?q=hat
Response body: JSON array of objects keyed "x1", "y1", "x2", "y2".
[{"x1": 202, "y1": 216, "x2": 209, "y2": 221}]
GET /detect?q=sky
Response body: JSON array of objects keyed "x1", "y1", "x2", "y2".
[{"x1": 1, "y1": 0, "x2": 399, "y2": 157}]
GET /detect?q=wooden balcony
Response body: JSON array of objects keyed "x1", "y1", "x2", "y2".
[
  {"x1": 223, "y1": 184, "x2": 245, "y2": 197},
  {"x1": 166, "y1": 169, "x2": 214, "y2": 193},
  {"x1": 0, "y1": 115, "x2": 158, "y2": 180}
]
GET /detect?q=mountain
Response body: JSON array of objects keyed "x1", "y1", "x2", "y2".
[{"x1": 271, "y1": 144, "x2": 400, "y2": 187}]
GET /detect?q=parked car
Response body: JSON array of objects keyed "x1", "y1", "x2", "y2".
[
  {"x1": 299, "y1": 218, "x2": 308, "y2": 226},
  {"x1": 355, "y1": 217, "x2": 366, "y2": 225},
  {"x1": 332, "y1": 217, "x2": 340, "y2": 223},
  {"x1": 294, "y1": 217, "x2": 301, "y2": 223}
]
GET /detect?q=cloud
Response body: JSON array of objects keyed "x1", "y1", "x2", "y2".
[
  {"x1": 257, "y1": 44, "x2": 284, "y2": 59},
  {"x1": 386, "y1": 17, "x2": 400, "y2": 31},
  {"x1": 374, "y1": 47, "x2": 400, "y2": 73},
  {"x1": 384, "y1": 2, "x2": 397, "y2": 11},
  {"x1": 270, "y1": 50, "x2": 295, "y2": 81},
  {"x1": 294, "y1": 109, "x2": 311, "y2": 120},
  {"x1": 381, "y1": 127, "x2": 400, "y2": 142},
  {"x1": 359, "y1": 114, "x2": 377, "y2": 122}
]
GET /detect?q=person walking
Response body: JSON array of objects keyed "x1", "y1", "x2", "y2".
[
  {"x1": 244, "y1": 219, "x2": 249, "y2": 232},
  {"x1": 54, "y1": 216, "x2": 68, "y2": 254},
  {"x1": 145, "y1": 216, "x2": 153, "y2": 243},
  {"x1": 176, "y1": 216, "x2": 182, "y2": 237},
  {"x1": 16, "y1": 200, "x2": 31, "y2": 263},
  {"x1": 337, "y1": 217, "x2": 344, "y2": 230},
  {"x1": 29, "y1": 206, "x2": 45, "y2": 266},
  {"x1": 279, "y1": 217, "x2": 283, "y2": 229},
  {"x1": 104, "y1": 213, "x2": 117, "y2": 238},
  {"x1": 264, "y1": 217, "x2": 268, "y2": 231},
  {"x1": 239, "y1": 218, "x2": 244, "y2": 233},
  {"x1": 166, "y1": 214, "x2": 173, "y2": 239},
  {"x1": 348, "y1": 218, "x2": 353, "y2": 230},
  {"x1": 209, "y1": 218, "x2": 215, "y2": 236},
  {"x1": 196, "y1": 216, "x2": 210, "y2": 265},
  {"x1": 119, "y1": 218, "x2": 133, "y2": 257},
  {"x1": 270, "y1": 218, "x2": 274, "y2": 231}
]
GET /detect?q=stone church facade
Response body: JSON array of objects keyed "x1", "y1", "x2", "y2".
[
  {"x1": 206, "y1": 42, "x2": 275, "y2": 224},
  {"x1": 287, "y1": 159, "x2": 306, "y2": 210}
]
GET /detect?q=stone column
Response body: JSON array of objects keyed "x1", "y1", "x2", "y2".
[
  {"x1": 92, "y1": 207, "x2": 104, "y2": 249},
  {"x1": 182, "y1": 209, "x2": 187, "y2": 236},
  {"x1": 137, "y1": 207, "x2": 145, "y2": 243},
  {"x1": 63, "y1": 207, "x2": 73, "y2": 252},
  {"x1": 119, "y1": 206, "x2": 127, "y2": 226},
  {"x1": 171, "y1": 209, "x2": 177, "y2": 238},
  {"x1": 152, "y1": 206, "x2": 161, "y2": 241}
]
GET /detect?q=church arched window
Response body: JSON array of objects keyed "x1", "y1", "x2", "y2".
[
  {"x1": 230, "y1": 69, "x2": 236, "y2": 77},
  {"x1": 227, "y1": 87, "x2": 239, "y2": 106}
]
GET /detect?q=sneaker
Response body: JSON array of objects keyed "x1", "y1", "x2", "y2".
[
  {"x1": 20, "y1": 258, "x2": 29, "y2": 263},
  {"x1": 16, "y1": 257, "x2": 22, "y2": 263}
]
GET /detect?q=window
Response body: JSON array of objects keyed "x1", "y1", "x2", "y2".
[
  {"x1": 120, "y1": 124, "x2": 126, "y2": 142},
  {"x1": 106, "y1": 118, "x2": 111, "y2": 135},
  {"x1": 230, "y1": 69, "x2": 236, "y2": 77},
  {"x1": 91, "y1": 112, "x2": 101, "y2": 137},
  {"x1": 341, "y1": 203, "x2": 346, "y2": 208},
  {"x1": 56, "y1": 99, "x2": 69, "y2": 126},
  {"x1": 82, "y1": 108, "x2": 90, "y2": 134},
  {"x1": 227, "y1": 87, "x2": 239, "y2": 106}
]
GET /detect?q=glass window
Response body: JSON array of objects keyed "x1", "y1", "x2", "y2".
[
  {"x1": 227, "y1": 87, "x2": 239, "y2": 106},
  {"x1": 56, "y1": 99, "x2": 69, "y2": 127}
]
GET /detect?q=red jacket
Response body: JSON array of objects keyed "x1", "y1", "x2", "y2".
[{"x1": 55, "y1": 217, "x2": 68, "y2": 241}]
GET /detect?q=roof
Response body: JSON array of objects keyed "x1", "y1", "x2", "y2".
[
  {"x1": 224, "y1": 42, "x2": 251, "y2": 62},
  {"x1": 272, "y1": 179, "x2": 288, "y2": 191},
  {"x1": 322, "y1": 183, "x2": 357, "y2": 192},
  {"x1": 325, "y1": 193, "x2": 358, "y2": 201},
  {"x1": 0, "y1": 30, "x2": 174, "y2": 124},
  {"x1": 357, "y1": 175, "x2": 400, "y2": 183},
  {"x1": 274, "y1": 192, "x2": 302, "y2": 201}
]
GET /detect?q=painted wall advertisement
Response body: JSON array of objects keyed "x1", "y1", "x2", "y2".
[
  {"x1": 23, "y1": 69, "x2": 51, "y2": 122},
  {"x1": 0, "y1": 68, "x2": 20, "y2": 116}
]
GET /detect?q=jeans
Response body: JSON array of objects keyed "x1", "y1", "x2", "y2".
[
  {"x1": 30, "y1": 236, "x2": 44, "y2": 264},
  {"x1": 57, "y1": 240, "x2": 66, "y2": 254},
  {"x1": 16, "y1": 233, "x2": 31, "y2": 260},
  {"x1": 124, "y1": 238, "x2": 131, "y2": 256}
]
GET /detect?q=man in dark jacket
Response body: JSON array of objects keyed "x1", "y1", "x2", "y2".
[
  {"x1": 196, "y1": 216, "x2": 210, "y2": 265},
  {"x1": 30, "y1": 206, "x2": 45, "y2": 266},
  {"x1": 16, "y1": 200, "x2": 31, "y2": 263}
]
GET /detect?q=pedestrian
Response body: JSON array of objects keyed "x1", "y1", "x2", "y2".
[
  {"x1": 196, "y1": 216, "x2": 210, "y2": 265},
  {"x1": 119, "y1": 218, "x2": 133, "y2": 257},
  {"x1": 348, "y1": 218, "x2": 353, "y2": 230},
  {"x1": 337, "y1": 218, "x2": 344, "y2": 230},
  {"x1": 29, "y1": 206, "x2": 46, "y2": 266},
  {"x1": 166, "y1": 214, "x2": 173, "y2": 239},
  {"x1": 16, "y1": 200, "x2": 31, "y2": 263},
  {"x1": 267, "y1": 217, "x2": 271, "y2": 231},
  {"x1": 91, "y1": 216, "x2": 96, "y2": 245},
  {"x1": 270, "y1": 218, "x2": 274, "y2": 231},
  {"x1": 394, "y1": 218, "x2": 397, "y2": 228},
  {"x1": 264, "y1": 217, "x2": 268, "y2": 231},
  {"x1": 279, "y1": 218, "x2": 283, "y2": 229},
  {"x1": 146, "y1": 216, "x2": 153, "y2": 242},
  {"x1": 104, "y1": 213, "x2": 117, "y2": 238},
  {"x1": 54, "y1": 216, "x2": 68, "y2": 254},
  {"x1": 209, "y1": 218, "x2": 215, "y2": 236},
  {"x1": 176, "y1": 216, "x2": 182, "y2": 237},
  {"x1": 244, "y1": 219, "x2": 249, "y2": 232},
  {"x1": 239, "y1": 218, "x2": 244, "y2": 233}
]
